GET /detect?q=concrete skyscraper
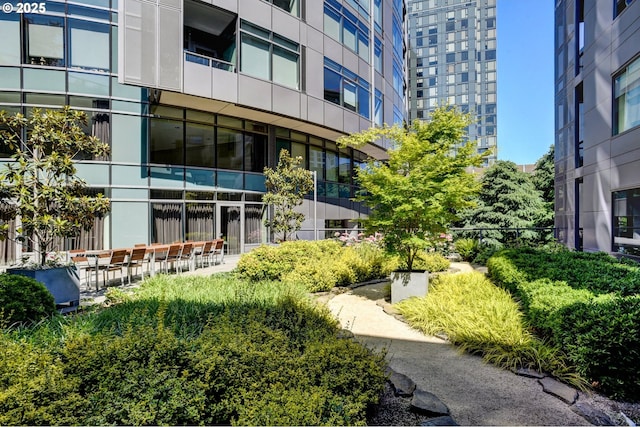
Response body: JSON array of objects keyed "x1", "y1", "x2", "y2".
[{"x1": 406, "y1": 0, "x2": 497, "y2": 165}]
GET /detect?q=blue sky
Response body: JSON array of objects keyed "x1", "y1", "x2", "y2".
[{"x1": 497, "y1": 0, "x2": 555, "y2": 165}]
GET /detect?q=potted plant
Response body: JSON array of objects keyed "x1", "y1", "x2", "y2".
[
  {"x1": 338, "y1": 106, "x2": 486, "y2": 303},
  {"x1": 0, "y1": 107, "x2": 110, "y2": 312}
]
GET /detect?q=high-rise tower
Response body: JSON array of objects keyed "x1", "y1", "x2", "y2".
[{"x1": 406, "y1": 0, "x2": 497, "y2": 165}]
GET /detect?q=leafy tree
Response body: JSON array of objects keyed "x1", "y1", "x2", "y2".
[
  {"x1": 0, "y1": 107, "x2": 110, "y2": 266},
  {"x1": 262, "y1": 149, "x2": 314, "y2": 242},
  {"x1": 459, "y1": 160, "x2": 546, "y2": 247},
  {"x1": 338, "y1": 107, "x2": 486, "y2": 271},
  {"x1": 531, "y1": 145, "x2": 555, "y2": 230}
]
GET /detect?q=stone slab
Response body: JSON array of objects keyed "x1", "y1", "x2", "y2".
[
  {"x1": 514, "y1": 367, "x2": 547, "y2": 379},
  {"x1": 570, "y1": 401, "x2": 615, "y2": 426},
  {"x1": 388, "y1": 371, "x2": 417, "y2": 397},
  {"x1": 411, "y1": 389, "x2": 450, "y2": 416},
  {"x1": 539, "y1": 377, "x2": 578, "y2": 404},
  {"x1": 421, "y1": 415, "x2": 459, "y2": 426}
]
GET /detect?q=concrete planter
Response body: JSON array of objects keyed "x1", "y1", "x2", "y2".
[
  {"x1": 390, "y1": 270, "x2": 429, "y2": 304},
  {"x1": 6, "y1": 267, "x2": 81, "y2": 314}
]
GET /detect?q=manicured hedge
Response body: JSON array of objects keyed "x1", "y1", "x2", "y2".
[
  {"x1": 0, "y1": 274, "x2": 386, "y2": 425},
  {"x1": 236, "y1": 240, "x2": 396, "y2": 292},
  {"x1": 487, "y1": 248, "x2": 640, "y2": 401},
  {"x1": 0, "y1": 273, "x2": 56, "y2": 326}
]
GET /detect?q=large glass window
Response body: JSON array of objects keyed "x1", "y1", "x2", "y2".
[
  {"x1": 240, "y1": 21, "x2": 300, "y2": 89},
  {"x1": 323, "y1": 57, "x2": 370, "y2": 119},
  {"x1": 68, "y1": 19, "x2": 110, "y2": 71},
  {"x1": 150, "y1": 118, "x2": 184, "y2": 165},
  {"x1": 217, "y1": 127, "x2": 243, "y2": 170},
  {"x1": 244, "y1": 133, "x2": 267, "y2": 172},
  {"x1": 0, "y1": 14, "x2": 20, "y2": 65},
  {"x1": 186, "y1": 203, "x2": 215, "y2": 242},
  {"x1": 24, "y1": 15, "x2": 65, "y2": 66},
  {"x1": 186, "y1": 122, "x2": 215, "y2": 168},
  {"x1": 323, "y1": 0, "x2": 371, "y2": 60},
  {"x1": 374, "y1": 89, "x2": 383, "y2": 126},
  {"x1": 614, "y1": 56, "x2": 640, "y2": 135},
  {"x1": 152, "y1": 202, "x2": 183, "y2": 244},
  {"x1": 613, "y1": 188, "x2": 640, "y2": 256}
]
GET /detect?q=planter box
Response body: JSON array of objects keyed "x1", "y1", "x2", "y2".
[
  {"x1": 390, "y1": 270, "x2": 429, "y2": 304},
  {"x1": 6, "y1": 267, "x2": 81, "y2": 314}
]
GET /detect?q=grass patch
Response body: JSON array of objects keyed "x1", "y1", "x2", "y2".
[{"x1": 396, "y1": 272, "x2": 586, "y2": 389}]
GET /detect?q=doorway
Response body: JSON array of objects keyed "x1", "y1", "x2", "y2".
[{"x1": 218, "y1": 204, "x2": 242, "y2": 255}]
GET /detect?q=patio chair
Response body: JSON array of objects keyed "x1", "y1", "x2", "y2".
[
  {"x1": 196, "y1": 240, "x2": 214, "y2": 268},
  {"x1": 126, "y1": 246, "x2": 149, "y2": 283},
  {"x1": 177, "y1": 242, "x2": 194, "y2": 273},
  {"x1": 71, "y1": 255, "x2": 92, "y2": 290},
  {"x1": 156, "y1": 243, "x2": 182, "y2": 274},
  {"x1": 100, "y1": 249, "x2": 129, "y2": 287},
  {"x1": 211, "y1": 239, "x2": 224, "y2": 265}
]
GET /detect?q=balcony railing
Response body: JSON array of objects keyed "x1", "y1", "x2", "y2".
[{"x1": 184, "y1": 51, "x2": 236, "y2": 73}]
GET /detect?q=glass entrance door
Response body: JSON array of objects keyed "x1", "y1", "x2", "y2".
[{"x1": 218, "y1": 204, "x2": 242, "y2": 255}]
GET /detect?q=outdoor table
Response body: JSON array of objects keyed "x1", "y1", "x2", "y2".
[{"x1": 84, "y1": 249, "x2": 112, "y2": 291}]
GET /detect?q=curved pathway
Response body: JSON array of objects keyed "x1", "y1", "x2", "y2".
[{"x1": 323, "y1": 266, "x2": 592, "y2": 426}]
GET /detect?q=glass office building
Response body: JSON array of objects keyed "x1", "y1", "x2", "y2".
[
  {"x1": 555, "y1": 0, "x2": 640, "y2": 254},
  {"x1": 0, "y1": 0, "x2": 408, "y2": 263},
  {"x1": 406, "y1": 0, "x2": 497, "y2": 165}
]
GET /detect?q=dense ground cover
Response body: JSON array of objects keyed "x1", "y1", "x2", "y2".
[
  {"x1": 487, "y1": 248, "x2": 640, "y2": 401},
  {"x1": 396, "y1": 271, "x2": 584, "y2": 388},
  {"x1": 0, "y1": 274, "x2": 386, "y2": 425}
]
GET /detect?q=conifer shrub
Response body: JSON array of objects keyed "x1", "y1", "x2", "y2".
[{"x1": 0, "y1": 273, "x2": 56, "y2": 326}]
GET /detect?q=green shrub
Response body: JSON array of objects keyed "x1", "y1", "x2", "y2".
[
  {"x1": 237, "y1": 240, "x2": 395, "y2": 292},
  {"x1": 395, "y1": 272, "x2": 582, "y2": 386},
  {"x1": 557, "y1": 295, "x2": 640, "y2": 401},
  {"x1": 454, "y1": 238, "x2": 478, "y2": 261},
  {"x1": 0, "y1": 273, "x2": 56, "y2": 326},
  {"x1": 487, "y1": 248, "x2": 640, "y2": 400},
  {"x1": 0, "y1": 274, "x2": 387, "y2": 425},
  {"x1": 398, "y1": 251, "x2": 450, "y2": 272}
]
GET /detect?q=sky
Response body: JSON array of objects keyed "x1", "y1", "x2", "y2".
[{"x1": 496, "y1": 0, "x2": 555, "y2": 165}]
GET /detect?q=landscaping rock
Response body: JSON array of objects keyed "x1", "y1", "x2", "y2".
[
  {"x1": 388, "y1": 371, "x2": 417, "y2": 397},
  {"x1": 421, "y1": 415, "x2": 459, "y2": 426},
  {"x1": 336, "y1": 329, "x2": 354, "y2": 339},
  {"x1": 513, "y1": 367, "x2": 547, "y2": 379},
  {"x1": 411, "y1": 389, "x2": 450, "y2": 416},
  {"x1": 570, "y1": 401, "x2": 616, "y2": 426},
  {"x1": 539, "y1": 377, "x2": 578, "y2": 404}
]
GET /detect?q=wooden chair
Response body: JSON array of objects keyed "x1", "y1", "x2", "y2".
[
  {"x1": 71, "y1": 255, "x2": 92, "y2": 289},
  {"x1": 211, "y1": 239, "x2": 224, "y2": 265},
  {"x1": 126, "y1": 246, "x2": 149, "y2": 283},
  {"x1": 196, "y1": 240, "x2": 214, "y2": 268},
  {"x1": 156, "y1": 243, "x2": 182, "y2": 273},
  {"x1": 85, "y1": 251, "x2": 113, "y2": 291},
  {"x1": 101, "y1": 249, "x2": 129, "y2": 287},
  {"x1": 177, "y1": 242, "x2": 193, "y2": 273}
]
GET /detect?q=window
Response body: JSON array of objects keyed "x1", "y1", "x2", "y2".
[
  {"x1": 68, "y1": 19, "x2": 110, "y2": 71},
  {"x1": 24, "y1": 14, "x2": 65, "y2": 66},
  {"x1": 269, "y1": 0, "x2": 300, "y2": 17},
  {"x1": 374, "y1": 37, "x2": 382, "y2": 72},
  {"x1": 613, "y1": 188, "x2": 640, "y2": 256},
  {"x1": 615, "y1": 0, "x2": 636, "y2": 17},
  {"x1": 324, "y1": 0, "x2": 371, "y2": 60},
  {"x1": 240, "y1": 21, "x2": 300, "y2": 89},
  {"x1": 374, "y1": 89, "x2": 383, "y2": 126},
  {"x1": 614, "y1": 56, "x2": 640, "y2": 135},
  {"x1": 0, "y1": 13, "x2": 20, "y2": 65},
  {"x1": 323, "y1": 57, "x2": 371, "y2": 119},
  {"x1": 575, "y1": 83, "x2": 584, "y2": 167},
  {"x1": 393, "y1": 60, "x2": 403, "y2": 96}
]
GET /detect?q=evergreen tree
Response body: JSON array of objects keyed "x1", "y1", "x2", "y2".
[
  {"x1": 459, "y1": 160, "x2": 546, "y2": 247},
  {"x1": 531, "y1": 145, "x2": 555, "y2": 230}
]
